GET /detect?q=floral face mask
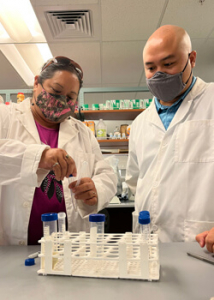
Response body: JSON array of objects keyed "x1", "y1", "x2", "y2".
[{"x1": 35, "y1": 88, "x2": 76, "y2": 122}]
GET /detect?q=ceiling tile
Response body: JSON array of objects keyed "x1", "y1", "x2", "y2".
[
  {"x1": 102, "y1": 41, "x2": 146, "y2": 85},
  {"x1": 193, "y1": 38, "x2": 214, "y2": 82},
  {"x1": 49, "y1": 42, "x2": 101, "y2": 85},
  {"x1": 101, "y1": 0, "x2": 166, "y2": 42},
  {"x1": 0, "y1": 52, "x2": 28, "y2": 89},
  {"x1": 161, "y1": 0, "x2": 214, "y2": 39},
  {"x1": 209, "y1": 28, "x2": 214, "y2": 38},
  {"x1": 31, "y1": 0, "x2": 98, "y2": 6}
]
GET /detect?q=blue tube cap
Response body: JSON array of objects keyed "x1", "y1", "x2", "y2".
[
  {"x1": 139, "y1": 211, "x2": 150, "y2": 225},
  {"x1": 89, "y1": 214, "x2": 105, "y2": 222},
  {"x1": 41, "y1": 213, "x2": 58, "y2": 222},
  {"x1": 25, "y1": 258, "x2": 35, "y2": 266}
]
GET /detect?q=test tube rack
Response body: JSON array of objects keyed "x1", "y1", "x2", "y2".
[{"x1": 37, "y1": 232, "x2": 160, "y2": 281}]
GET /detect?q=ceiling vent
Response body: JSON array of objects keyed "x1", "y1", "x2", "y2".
[{"x1": 45, "y1": 10, "x2": 92, "y2": 39}]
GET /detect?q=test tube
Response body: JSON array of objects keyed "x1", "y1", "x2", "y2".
[
  {"x1": 139, "y1": 211, "x2": 150, "y2": 242},
  {"x1": 89, "y1": 214, "x2": 105, "y2": 257},
  {"x1": 58, "y1": 212, "x2": 66, "y2": 233},
  {"x1": 89, "y1": 214, "x2": 105, "y2": 234},
  {"x1": 41, "y1": 213, "x2": 58, "y2": 237},
  {"x1": 68, "y1": 175, "x2": 77, "y2": 211}
]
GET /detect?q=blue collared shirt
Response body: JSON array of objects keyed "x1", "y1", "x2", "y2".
[{"x1": 155, "y1": 76, "x2": 197, "y2": 130}]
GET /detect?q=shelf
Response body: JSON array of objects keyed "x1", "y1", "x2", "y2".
[
  {"x1": 98, "y1": 138, "x2": 128, "y2": 143},
  {"x1": 98, "y1": 139, "x2": 128, "y2": 150},
  {"x1": 79, "y1": 109, "x2": 144, "y2": 120}
]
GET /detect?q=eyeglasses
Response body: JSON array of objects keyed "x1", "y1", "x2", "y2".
[{"x1": 41, "y1": 56, "x2": 83, "y2": 79}]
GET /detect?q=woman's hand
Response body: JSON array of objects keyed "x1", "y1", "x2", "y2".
[
  {"x1": 69, "y1": 177, "x2": 98, "y2": 206},
  {"x1": 196, "y1": 227, "x2": 214, "y2": 253},
  {"x1": 39, "y1": 148, "x2": 77, "y2": 181}
]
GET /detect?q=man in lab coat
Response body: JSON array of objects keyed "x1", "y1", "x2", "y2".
[{"x1": 126, "y1": 25, "x2": 214, "y2": 244}]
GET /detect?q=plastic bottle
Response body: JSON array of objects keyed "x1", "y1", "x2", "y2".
[
  {"x1": 89, "y1": 214, "x2": 105, "y2": 257},
  {"x1": 58, "y1": 212, "x2": 66, "y2": 233},
  {"x1": 139, "y1": 211, "x2": 150, "y2": 241},
  {"x1": 17, "y1": 92, "x2": 25, "y2": 104},
  {"x1": 87, "y1": 121, "x2": 95, "y2": 135},
  {"x1": 41, "y1": 213, "x2": 58, "y2": 237},
  {"x1": 89, "y1": 214, "x2": 105, "y2": 235},
  {"x1": 96, "y1": 119, "x2": 107, "y2": 140},
  {"x1": 126, "y1": 125, "x2": 131, "y2": 138}
]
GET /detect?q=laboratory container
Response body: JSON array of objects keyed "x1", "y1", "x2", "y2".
[
  {"x1": 96, "y1": 119, "x2": 107, "y2": 140},
  {"x1": 89, "y1": 214, "x2": 105, "y2": 257},
  {"x1": 58, "y1": 212, "x2": 66, "y2": 233},
  {"x1": 41, "y1": 213, "x2": 58, "y2": 237},
  {"x1": 17, "y1": 92, "x2": 25, "y2": 103},
  {"x1": 139, "y1": 210, "x2": 150, "y2": 241},
  {"x1": 89, "y1": 213, "x2": 105, "y2": 234}
]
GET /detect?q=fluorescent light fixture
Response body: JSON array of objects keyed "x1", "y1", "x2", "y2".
[
  {"x1": 0, "y1": 44, "x2": 35, "y2": 86},
  {"x1": 15, "y1": 43, "x2": 53, "y2": 76},
  {"x1": 36, "y1": 44, "x2": 53, "y2": 63},
  {"x1": 0, "y1": 22, "x2": 10, "y2": 39},
  {"x1": 0, "y1": 0, "x2": 53, "y2": 86},
  {"x1": 0, "y1": 0, "x2": 46, "y2": 43},
  {"x1": 0, "y1": 0, "x2": 32, "y2": 42}
]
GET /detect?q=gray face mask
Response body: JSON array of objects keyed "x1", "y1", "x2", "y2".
[{"x1": 146, "y1": 54, "x2": 192, "y2": 102}]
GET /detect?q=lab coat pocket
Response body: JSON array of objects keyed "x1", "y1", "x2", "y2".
[
  {"x1": 184, "y1": 220, "x2": 214, "y2": 242},
  {"x1": 174, "y1": 120, "x2": 214, "y2": 163}
]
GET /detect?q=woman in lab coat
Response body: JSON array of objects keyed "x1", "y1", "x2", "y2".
[{"x1": 0, "y1": 56, "x2": 117, "y2": 245}]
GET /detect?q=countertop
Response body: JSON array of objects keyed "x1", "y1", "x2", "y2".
[{"x1": 0, "y1": 242, "x2": 213, "y2": 300}]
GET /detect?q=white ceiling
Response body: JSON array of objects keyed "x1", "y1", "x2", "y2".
[{"x1": 0, "y1": 0, "x2": 214, "y2": 93}]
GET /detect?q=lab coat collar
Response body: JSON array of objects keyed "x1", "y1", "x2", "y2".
[
  {"x1": 58, "y1": 117, "x2": 79, "y2": 148},
  {"x1": 145, "y1": 100, "x2": 165, "y2": 131},
  {"x1": 168, "y1": 77, "x2": 208, "y2": 130}
]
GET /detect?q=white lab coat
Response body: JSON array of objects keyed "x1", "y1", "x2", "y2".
[
  {"x1": 126, "y1": 77, "x2": 214, "y2": 242},
  {"x1": 0, "y1": 98, "x2": 117, "y2": 245}
]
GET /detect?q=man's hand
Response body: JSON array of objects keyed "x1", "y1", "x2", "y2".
[{"x1": 196, "y1": 227, "x2": 214, "y2": 253}]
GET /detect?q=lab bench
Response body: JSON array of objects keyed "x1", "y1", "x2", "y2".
[{"x1": 0, "y1": 242, "x2": 213, "y2": 300}]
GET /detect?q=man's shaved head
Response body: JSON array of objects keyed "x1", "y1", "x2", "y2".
[{"x1": 143, "y1": 25, "x2": 192, "y2": 60}]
